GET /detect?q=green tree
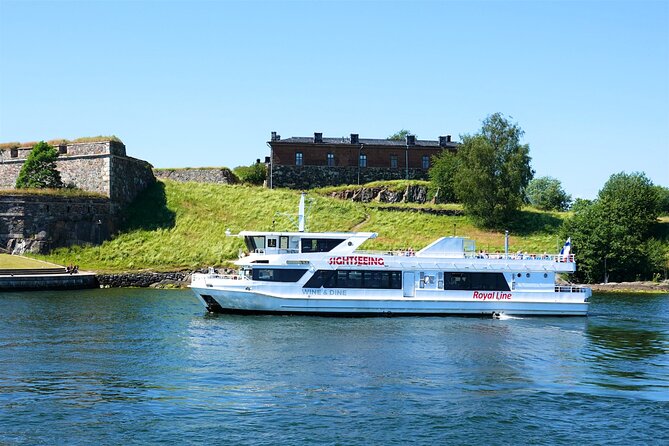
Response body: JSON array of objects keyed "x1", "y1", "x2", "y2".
[
  {"x1": 562, "y1": 172, "x2": 665, "y2": 283},
  {"x1": 428, "y1": 150, "x2": 459, "y2": 203},
  {"x1": 526, "y1": 176, "x2": 572, "y2": 211},
  {"x1": 387, "y1": 129, "x2": 411, "y2": 141},
  {"x1": 453, "y1": 113, "x2": 534, "y2": 228},
  {"x1": 233, "y1": 161, "x2": 266, "y2": 185},
  {"x1": 654, "y1": 185, "x2": 669, "y2": 216},
  {"x1": 15, "y1": 141, "x2": 63, "y2": 189}
]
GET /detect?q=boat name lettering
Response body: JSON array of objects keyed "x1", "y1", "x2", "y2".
[
  {"x1": 472, "y1": 291, "x2": 512, "y2": 300},
  {"x1": 328, "y1": 256, "x2": 385, "y2": 266},
  {"x1": 302, "y1": 288, "x2": 347, "y2": 296}
]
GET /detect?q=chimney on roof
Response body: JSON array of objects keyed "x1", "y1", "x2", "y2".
[
  {"x1": 406, "y1": 134, "x2": 416, "y2": 146},
  {"x1": 314, "y1": 132, "x2": 323, "y2": 143},
  {"x1": 447, "y1": 135, "x2": 452, "y2": 143},
  {"x1": 439, "y1": 136, "x2": 447, "y2": 147},
  {"x1": 350, "y1": 133, "x2": 359, "y2": 144},
  {"x1": 271, "y1": 131, "x2": 280, "y2": 142}
]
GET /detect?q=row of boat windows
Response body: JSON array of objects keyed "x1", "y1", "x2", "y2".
[
  {"x1": 244, "y1": 236, "x2": 345, "y2": 253},
  {"x1": 304, "y1": 270, "x2": 403, "y2": 289},
  {"x1": 444, "y1": 272, "x2": 510, "y2": 291},
  {"x1": 252, "y1": 268, "x2": 307, "y2": 282},
  {"x1": 251, "y1": 269, "x2": 512, "y2": 292}
]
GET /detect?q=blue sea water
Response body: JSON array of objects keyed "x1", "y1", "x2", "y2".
[{"x1": 0, "y1": 289, "x2": 667, "y2": 445}]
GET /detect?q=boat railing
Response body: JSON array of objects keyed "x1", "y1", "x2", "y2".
[
  {"x1": 209, "y1": 273, "x2": 249, "y2": 281},
  {"x1": 205, "y1": 268, "x2": 249, "y2": 281},
  {"x1": 468, "y1": 253, "x2": 575, "y2": 263},
  {"x1": 354, "y1": 250, "x2": 575, "y2": 262},
  {"x1": 555, "y1": 285, "x2": 588, "y2": 293}
]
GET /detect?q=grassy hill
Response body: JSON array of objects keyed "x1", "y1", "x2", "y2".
[{"x1": 32, "y1": 180, "x2": 574, "y2": 272}]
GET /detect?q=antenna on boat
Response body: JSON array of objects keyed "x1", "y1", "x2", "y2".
[
  {"x1": 274, "y1": 193, "x2": 312, "y2": 231},
  {"x1": 504, "y1": 230, "x2": 509, "y2": 259},
  {"x1": 298, "y1": 192, "x2": 306, "y2": 232}
]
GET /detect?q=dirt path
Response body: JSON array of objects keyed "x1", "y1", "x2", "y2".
[{"x1": 350, "y1": 213, "x2": 371, "y2": 232}]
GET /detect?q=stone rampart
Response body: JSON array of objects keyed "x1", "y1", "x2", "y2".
[
  {"x1": 111, "y1": 156, "x2": 156, "y2": 205},
  {"x1": 153, "y1": 168, "x2": 238, "y2": 184},
  {"x1": 0, "y1": 194, "x2": 112, "y2": 254},
  {"x1": 271, "y1": 165, "x2": 428, "y2": 190},
  {"x1": 0, "y1": 140, "x2": 154, "y2": 207}
]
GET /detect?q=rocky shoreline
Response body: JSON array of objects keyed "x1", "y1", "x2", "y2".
[
  {"x1": 587, "y1": 280, "x2": 669, "y2": 293},
  {"x1": 97, "y1": 271, "x2": 194, "y2": 289}
]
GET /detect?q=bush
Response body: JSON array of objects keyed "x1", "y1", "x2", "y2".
[
  {"x1": 233, "y1": 162, "x2": 266, "y2": 185},
  {"x1": 15, "y1": 141, "x2": 63, "y2": 189},
  {"x1": 429, "y1": 150, "x2": 458, "y2": 203},
  {"x1": 526, "y1": 176, "x2": 572, "y2": 211},
  {"x1": 655, "y1": 185, "x2": 669, "y2": 216}
]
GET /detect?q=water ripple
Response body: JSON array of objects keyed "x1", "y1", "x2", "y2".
[{"x1": 0, "y1": 289, "x2": 668, "y2": 445}]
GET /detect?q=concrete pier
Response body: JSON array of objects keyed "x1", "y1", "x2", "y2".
[{"x1": 0, "y1": 271, "x2": 97, "y2": 291}]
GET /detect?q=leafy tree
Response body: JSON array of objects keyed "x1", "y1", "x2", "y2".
[
  {"x1": 453, "y1": 113, "x2": 534, "y2": 228},
  {"x1": 428, "y1": 150, "x2": 459, "y2": 203},
  {"x1": 562, "y1": 172, "x2": 665, "y2": 283},
  {"x1": 15, "y1": 141, "x2": 63, "y2": 189},
  {"x1": 654, "y1": 185, "x2": 669, "y2": 216},
  {"x1": 233, "y1": 161, "x2": 266, "y2": 185},
  {"x1": 526, "y1": 176, "x2": 572, "y2": 211},
  {"x1": 387, "y1": 129, "x2": 411, "y2": 141},
  {"x1": 570, "y1": 198, "x2": 592, "y2": 213}
]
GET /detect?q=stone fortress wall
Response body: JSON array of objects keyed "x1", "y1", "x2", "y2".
[
  {"x1": 0, "y1": 194, "x2": 112, "y2": 254},
  {"x1": 0, "y1": 139, "x2": 155, "y2": 253},
  {"x1": 153, "y1": 167, "x2": 237, "y2": 184},
  {"x1": 0, "y1": 140, "x2": 155, "y2": 207}
]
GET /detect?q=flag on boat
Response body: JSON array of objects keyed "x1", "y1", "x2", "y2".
[{"x1": 560, "y1": 237, "x2": 571, "y2": 259}]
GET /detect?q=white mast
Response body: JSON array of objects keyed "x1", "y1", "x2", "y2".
[{"x1": 298, "y1": 192, "x2": 306, "y2": 232}]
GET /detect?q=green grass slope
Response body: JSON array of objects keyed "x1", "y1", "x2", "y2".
[{"x1": 34, "y1": 180, "x2": 573, "y2": 272}]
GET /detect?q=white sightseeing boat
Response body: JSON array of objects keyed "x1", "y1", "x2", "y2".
[{"x1": 191, "y1": 195, "x2": 590, "y2": 317}]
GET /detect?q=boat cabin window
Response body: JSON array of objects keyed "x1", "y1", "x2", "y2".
[
  {"x1": 267, "y1": 238, "x2": 277, "y2": 248},
  {"x1": 304, "y1": 270, "x2": 402, "y2": 289},
  {"x1": 252, "y1": 268, "x2": 307, "y2": 282},
  {"x1": 443, "y1": 272, "x2": 510, "y2": 291},
  {"x1": 280, "y1": 236, "x2": 289, "y2": 249},
  {"x1": 301, "y1": 238, "x2": 345, "y2": 253},
  {"x1": 244, "y1": 236, "x2": 266, "y2": 252}
]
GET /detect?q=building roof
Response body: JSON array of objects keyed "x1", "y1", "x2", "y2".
[{"x1": 269, "y1": 136, "x2": 458, "y2": 149}]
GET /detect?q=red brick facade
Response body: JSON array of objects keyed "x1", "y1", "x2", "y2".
[{"x1": 267, "y1": 132, "x2": 458, "y2": 189}]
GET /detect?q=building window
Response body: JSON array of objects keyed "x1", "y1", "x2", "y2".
[
  {"x1": 58, "y1": 145, "x2": 67, "y2": 155},
  {"x1": 359, "y1": 153, "x2": 367, "y2": 168},
  {"x1": 422, "y1": 155, "x2": 430, "y2": 169},
  {"x1": 10, "y1": 148, "x2": 18, "y2": 158},
  {"x1": 327, "y1": 153, "x2": 334, "y2": 167},
  {"x1": 296, "y1": 152, "x2": 303, "y2": 166},
  {"x1": 390, "y1": 155, "x2": 398, "y2": 169}
]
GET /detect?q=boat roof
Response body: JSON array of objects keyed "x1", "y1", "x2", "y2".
[{"x1": 238, "y1": 231, "x2": 377, "y2": 239}]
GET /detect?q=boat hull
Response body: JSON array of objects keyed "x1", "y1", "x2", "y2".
[{"x1": 191, "y1": 286, "x2": 589, "y2": 317}]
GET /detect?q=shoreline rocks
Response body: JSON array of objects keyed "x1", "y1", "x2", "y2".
[{"x1": 97, "y1": 271, "x2": 193, "y2": 288}]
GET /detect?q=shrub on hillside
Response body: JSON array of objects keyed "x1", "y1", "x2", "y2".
[
  {"x1": 15, "y1": 141, "x2": 63, "y2": 189},
  {"x1": 233, "y1": 162, "x2": 266, "y2": 185},
  {"x1": 526, "y1": 176, "x2": 572, "y2": 211}
]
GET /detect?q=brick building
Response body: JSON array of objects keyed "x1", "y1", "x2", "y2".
[{"x1": 267, "y1": 132, "x2": 459, "y2": 189}]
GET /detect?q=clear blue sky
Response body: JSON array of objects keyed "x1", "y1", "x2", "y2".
[{"x1": 1, "y1": 0, "x2": 667, "y2": 198}]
